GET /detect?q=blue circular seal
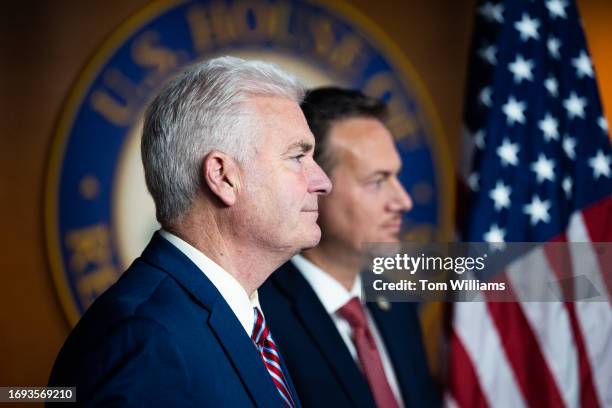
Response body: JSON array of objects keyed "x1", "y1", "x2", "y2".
[{"x1": 45, "y1": 0, "x2": 453, "y2": 325}]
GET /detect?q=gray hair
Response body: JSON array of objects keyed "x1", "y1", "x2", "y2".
[{"x1": 141, "y1": 56, "x2": 305, "y2": 227}]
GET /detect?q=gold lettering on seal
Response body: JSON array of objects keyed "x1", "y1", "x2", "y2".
[
  {"x1": 131, "y1": 31, "x2": 181, "y2": 86},
  {"x1": 90, "y1": 30, "x2": 183, "y2": 126},
  {"x1": 186, "y1": 5, "x2": 214, "y2": 53},
  {"x1": 328, "y1": 34, "x2": 364, "y2": 73},
  {"x1": 65, "y1": 224, "x2": 112, "y2": 272},
  {"x1": 228, "y1": 0, "x2": 271, "y2": 41},
  {"x1": 64, "y1": 224, "x2": 120, "y2": 309},
  {"x1": 308, "y1": 16, "x2": 366, "y2": 77},
  {"x1": 207, "y1": 2, "x2": 238, "y2": 45},
  {"x1": 187, "y1": 2, "x2": 295, "y2": 53},
  {"x1": 90, "y1": 69, "x2": 139, "y2": 127},
  {"x1": 363, "y1": 72, "x2": 419, "y2": 147},
  {"x1": 264, "y1": 3, "x2": 293, "y2": 45},
  {"x1": 77, "y1": 266, "x2": 119, "y2": 309},
  {"x1": 309, "y1": 17, "x2": 335, "y2": 57}
]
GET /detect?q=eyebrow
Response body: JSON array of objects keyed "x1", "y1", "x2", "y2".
[
  {"x1": 284, "y1": 141, "x2": 313, "y2": 154},
  {"x1": 369, "y1": 170, "x2": 392, "y2": 179},
  {"x1": 366, "y1": 166, "x2": 402, "y2": 179}
]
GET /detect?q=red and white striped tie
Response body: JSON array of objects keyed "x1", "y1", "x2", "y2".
[{"x1": 251, "y1": 308, "x2": 296, "y2": 408}]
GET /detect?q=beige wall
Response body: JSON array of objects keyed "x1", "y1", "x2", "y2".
[{"x1": 0, "y1": 0, "x2": 607, "y2": 388}]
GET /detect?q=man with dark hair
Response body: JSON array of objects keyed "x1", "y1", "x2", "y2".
[
  {"x1": 260, "y1": 87, "x2": 440, "y2": 407},
  {"x1": 301, "y1": 88, "x2": 389, "y2": 175}
]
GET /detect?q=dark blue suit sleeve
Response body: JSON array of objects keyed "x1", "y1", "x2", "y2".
[{"x1": 49, "y1": 317, "x2": 194, "y2": 407}]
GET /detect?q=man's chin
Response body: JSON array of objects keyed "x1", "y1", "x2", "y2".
[
  {"x1": 378, "y1": 233, "x2": 402, "y2": 244},
  {"x1": 298, "y1": 225, "x2": 322, "y2": 250}
]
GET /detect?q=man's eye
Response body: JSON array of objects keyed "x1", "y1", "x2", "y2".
[
  {"x1": 292, "y1": 154, "x2": 305, "y2": 162},
  {"x1": 370, "y1": 178, "x2": 384, "y2": 188}
]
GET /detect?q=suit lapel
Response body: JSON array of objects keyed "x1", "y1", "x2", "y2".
[
  {"x1": 277, "y1": 344, "x2": 302, "y2": 408},
  {"x1": 274, "y1": 263, "x2": 376, "y2": 408},
  {"x1": 140, "y1": 232, "x2": 221, "y2": 310},
  {"x1": 208, "y1": 296, "x2": 284, "y2": 408},
  {"x1": 141, "y1": 233, "x2": 284, "y2": 408}
]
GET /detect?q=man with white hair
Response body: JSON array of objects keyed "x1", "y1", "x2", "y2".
[{"x1": 49, "y1": 56, "x2": 332, "y2": 407}]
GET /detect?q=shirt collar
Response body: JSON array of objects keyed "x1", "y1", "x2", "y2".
[
  {"x1": 291, "y1": 254, "x2": 362, "y2": 314},
  {"x1": 159, "y1": 229, "x2": 259, "y2": 336}
]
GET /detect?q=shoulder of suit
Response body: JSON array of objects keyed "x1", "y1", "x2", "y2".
[{"x1": 83, "y1": 259, "x2": 206, "y2": 332}]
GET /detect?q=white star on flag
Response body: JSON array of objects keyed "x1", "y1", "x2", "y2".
[
  {"x1": 483, "y1": 223, "x2": 506, "y2": 250},
  {"x1": 547, "y1": 37, "x2": 562, "y2": 59},
  {"x1": 545, "y1": 75, "x2": 558, "y2": 96},
  {"x1": 502, "y1": 96, "x2": 527, "y2": 125},
  {"x1": 455, "y1": 1, "x2": 612, "y2": 405},
  {"x1": 572, "y1": 51, "x2": 594, "y2": 79},
  {"x1": 497, "y1": 138, "x2": 520, "y2": 166},
  {"x1": 489, "y1": 180, "x2": 512, "y2": 211},
  {"x1": 479, "y1": 43, "x2": 498, "y2": 65},
  {"x1": 546, "y1": 0, "x2": 568, "y2": 19},
  {"x1": 598, "y1": 116, "x2": 609, "y2": 133},
  {"x1": 562, "y1": 176, "x2": 572, "y2": 197},
  {"x1": 523, "y1": 195, "x2": 552, "y2": 225},
  {"x1": 479, "y1": 86, "x2": 493, "y2": 107},
  {"x1": 508, "y1": 55, "x2": 534, "y2": 83},
  {"x1": 563, "y1": 92, "x2": 587, "y2": 119},
  {"x1": 474, "y1": 129, "x2": 486, "y2": 149},
  {"x1": 478, "y1": 2, "x2": 504, "y2": 23},
  {"x1": 468, "y1": 172, "x2": 480, "y2": 191},
  {"x1": 531, "y1": 154, "x2": 556, "y2": 183},
  {"x1": 588, "y1": 150, "x2": 611, "y2": 179},
  {"x1": 538, "y1": 113, "x2": 559, "y2": 141},
  {"x1": 562, "y1": 135, "x2": 577, "y2": 159},
  {"x1": 514, "y1": 13, "x2": 540, "y2": 41}
]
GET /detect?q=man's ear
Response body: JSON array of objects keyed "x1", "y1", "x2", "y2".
[{"x1": 202, "y1": 150, "x2": 241, "y2": 206}]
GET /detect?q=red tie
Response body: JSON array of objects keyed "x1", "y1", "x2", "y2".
[
  {"x1": 337, "y1": 297, "x2": 400, "y2": 408},
  {"x1": 252, "y1": 308, "x2": 296, "y2": 408}
]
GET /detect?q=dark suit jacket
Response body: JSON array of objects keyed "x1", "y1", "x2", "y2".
[
  {"x1": 49, "y1": 232, "x2": 299, "y2": 407},
  {"x1": 259, "y1": 261, "x2": 440, "y2": 408}
]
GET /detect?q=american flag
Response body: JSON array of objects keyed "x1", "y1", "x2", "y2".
[{"x1": 448, "y1": 1, "x2": 612, "y2": 407}]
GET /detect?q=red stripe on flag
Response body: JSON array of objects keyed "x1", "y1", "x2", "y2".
[
  {"x1": 565, "y1": 302, "x2": 601, "y2": 408},
  {"x1": 545, "y1": 234, "x2": 575, "y2": 299},
  {"x1": 447, "y1": 329, "x2": 488, "y2": 408},
  {"x1": 580, "y1": 196, "x2": 612, "y2": 241},
  {"x1": 578, "y1": 197, "x2": 612, "y2": 299},
  {"x1": 542, "y1": 237, "x2": 602, "y2": 408},
  {"x1": 486, "y1": 301, "x2": 565, "y2": 408}
]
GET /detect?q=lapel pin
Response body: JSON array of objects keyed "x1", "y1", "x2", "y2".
[{"x1": 377, "y1": 297, "x2": 391, "y2": 311}]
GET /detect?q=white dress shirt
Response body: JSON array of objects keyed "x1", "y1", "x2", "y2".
[
  {"x1": 160, "y1": 230, "x2": 260, "y2": 336},
  {"x1": 291, "y1": 254, "x2": 405, "y2": 407}
]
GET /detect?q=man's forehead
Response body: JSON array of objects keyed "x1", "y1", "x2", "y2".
[
  {"x1": 329, "y1": 118, "x2": 401, "y2": 171},
  {"x1": 248, "y1": 95, "x2": 303, "y2": 121},
  {"x1": 277, "y1": 121, "x2": 315, "y2": 152},
  {"x1": 248, "y1": 95, "x2": 314, "y2": 149},
  {"x1": 343, "y1": 146, "x2": 402, "y2": 176}
]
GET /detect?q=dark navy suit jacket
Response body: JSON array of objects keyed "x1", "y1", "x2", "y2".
[
  {"x1": 259, "y1": 261, "x2": 440, "y2": 408},
  {"x1": 48, "y1": 232, "x2": 299, "y2": 407}
]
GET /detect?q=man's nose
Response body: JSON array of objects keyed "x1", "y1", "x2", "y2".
[
  {"x1": 307, "y1": 160, "x2": 332, "y2": 195},
  {"x1": 388, "y1": 178, "x2": 413, "y2": 212}
]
